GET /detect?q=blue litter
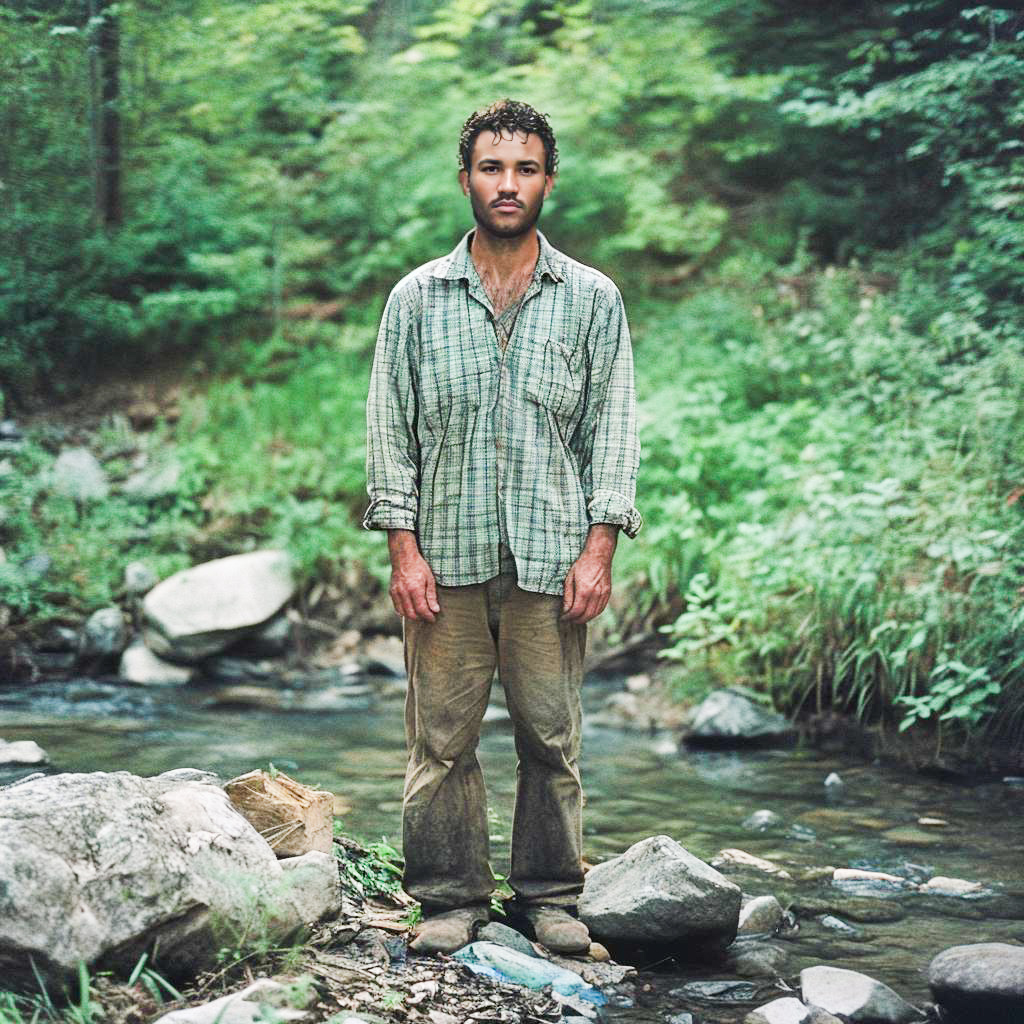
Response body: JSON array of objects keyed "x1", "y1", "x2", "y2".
[{"x1": 454, "y1": 941, "x2": 607, "y2": 1005}]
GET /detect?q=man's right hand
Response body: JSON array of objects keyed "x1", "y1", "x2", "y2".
[{"x1": 386, "y1": 529, "x2": 440, "y2": 622}]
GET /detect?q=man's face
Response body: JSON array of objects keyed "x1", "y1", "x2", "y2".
[{"x1": 459, "y1": 129, "x2": 554, "y2": 240}]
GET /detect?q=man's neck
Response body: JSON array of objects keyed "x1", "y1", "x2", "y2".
[{"x1": 469, "y1": 227, "x2": 540, "y2": 316}]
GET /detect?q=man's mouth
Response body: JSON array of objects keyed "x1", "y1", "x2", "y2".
[{"x1": 492, "y1": 201, "x2": 523, "y2": 211}]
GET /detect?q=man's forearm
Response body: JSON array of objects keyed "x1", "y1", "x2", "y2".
[
  {"x1": 387, "y1": 528, "x2": 421, "y2": 568},
  {"x1": 582, "y1": 523, "x2": 619, "y2": 564}
]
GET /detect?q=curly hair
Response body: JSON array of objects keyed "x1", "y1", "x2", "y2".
[{"x1": 458, "y1": 99, "x2": 559, "y2": 176}]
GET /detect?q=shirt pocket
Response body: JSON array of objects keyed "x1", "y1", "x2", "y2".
[{"x1": 524, "y1": 338, "x2": 583, "y2": 418}]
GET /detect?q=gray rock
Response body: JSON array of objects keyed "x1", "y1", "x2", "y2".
[
  {"x1": 745, "y1": 997, "x2": 811, "y2": 1024},
  {"x1": 579, "y1": 834, "x2": 741, "y2": 946},
  {"x1": 122, "y1": 457, "x2": 183, "y2": 501},
  {"x1": 743, "y1": 809, "x2": 784, "y2": 831},
  {"x1": 81, "y1": 606, "x2": 127, "y2": 658},
  {"x1": 738, "y1": 895, "x2": 784, "y2": 936},
  {"x1": 119, "y1": 640, "x2": 195, "y2": 686},
  {"x1": 665, "y1": 1015, "x2": 693, "y2": 1024},
  {"x1": 150, "y1": 978, "x2": 310, "y2": 1024},
  {"x1": 278, "y1": 851, "x2": 342, "y2": 925},
  {"x1": 479, "y1": 921, "x2": 538, "y2": 958},
  {"x1": 728, "y1": 938, "x2": 788, "y2": 977},
  {"x1": 158, "y1": 768, "x2": 222, "y2": 785},
  {"x1": 670, "y1": 980, "x2": 761, "y2": 1002},
  {"x1": 50, "y1": 448, "x2": 109, "y2": 501},
  {"x1": 928, "y1": 942, "x2": 1024, "y2": 1024},
  {"x1": 124, "y1": 560, "x2": 160, "y2": 595},
  {"x1": 686, "y1": 688, "x2": 794, "y2": 747},
  {"x1": 0, "y1": 771, "x2": 334, "y2": 985},
  {"x1": 232, "y1": 613, "x2": 292, "y2": 657},
  {"x1": 0, "y1": 739, "x2": 49, "y2": 766},
  {"x1": 143, "y1": 550, "x2": 295, "y2": 662},
  {"x1": 800, "y1": 965, "x2": 922, "y2": 1023},
  {"x1": 0, "y1": 420, "x2": 21, "y2": 441},
  {"x1": 820, "y1": 914, "x2": 861, "y2": 937},
  {"x1": 824, "y1": 772, "x2": 844, "y2": 799}
]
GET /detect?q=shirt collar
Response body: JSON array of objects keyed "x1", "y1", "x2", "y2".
[{"x1": 430, "y1": 229, "x2": 565, "y2": 284}]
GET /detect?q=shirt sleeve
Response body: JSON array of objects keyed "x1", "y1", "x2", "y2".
[
  {"x1": 574, "y1": 285, "x2": 643, "y2": 538},
  {"x1": 363, "y1": 284, "x2": 421, "y2": 532}
]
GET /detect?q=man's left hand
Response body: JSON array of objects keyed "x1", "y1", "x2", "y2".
[{"x1": 562, "y1": 524, "x2": 619, "y2": 624}]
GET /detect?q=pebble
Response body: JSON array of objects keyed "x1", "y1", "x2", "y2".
[
  {"x1": 823, "y1": 771, "x2": 844, "y2": 799},
  {"x1": 713, "y1": 848, "x2": 792, "y2": 878},
  {"x1": 819, "y1": 915, "x2": 861, "y2": 937},
  {"x1": 743, "y1": 809, "x2": 784, "y2": 832},
  {"x1": 918, "y1": 876, "x2": 983, "y2": 897},
  {"x1": 833, "y1": 868, "x2": 903, "y2": 884}
]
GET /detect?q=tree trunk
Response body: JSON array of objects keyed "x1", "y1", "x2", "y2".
[{"x1": 94, "y1": 0, "x2": 121, "y2": 226}]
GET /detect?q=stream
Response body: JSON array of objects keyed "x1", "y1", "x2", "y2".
[{"x1": 2, "y1": 671, "x2": 1023, "y2": 1022}]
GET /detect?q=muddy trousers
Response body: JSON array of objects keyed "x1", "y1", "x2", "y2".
[{"x1": 401, "y1": 571, "x2": 587, "y2": 914}]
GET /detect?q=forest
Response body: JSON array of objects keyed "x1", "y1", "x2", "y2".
[{"x1": 2, "y1": 0, "x2": 1023, "y2": 752}]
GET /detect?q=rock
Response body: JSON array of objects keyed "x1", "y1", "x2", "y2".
[
  {"x1": 37, "y1": 624, "x2": 80, "y2": 652},
  {"x1": 743, "y1": 809, "x2": 784, "y2": 831},
  {"x1": 823, "y1": 772, "x2": 844, "y2": 799},
  {"x1": 819, "y1": 915, "x2": 861, "y2": 937},
  {"x1": 713, "y1": 848, "x2": 792, "y2": 879},
  {"x1": 0, "y1": 420, "x2": 22, "y2": 441},
  {"x1": 666, "y1": 1014, "x2": 694, "y2": 1024},
  {"x1": 122, "y1": 456, "x2": 183, "y2": 501},
  {"x1": 150, "y1": 978, "x2": 310, "y2": 1024},
  {"x1": 124, "y1": 560, "x2": 160, "y2": 595},
  {"x1": 119, "y1": 640, "x2": 195, "y2": 686},
  {"x1": 278, "y1": 851, "x2": 342, "y2": 924},
  {"x1": 918, "y1": 876, "x2": 983, "y2": 896},
  {"x1": 478, "y1": 921, "x2": 538, "y2": 958},
  {"x1": 728, "y1": 938, "x2": 787, "y2": 977},
  {"x1": 800, "y1": 965, "x2": 922, "y2": 1023},
  {"x1": 928, "y1": 942, "x2": 1024, "y2": 1024},
  {"x1": 745, "y1": 997, "x2": 811, "y2": 1024},
  {"x1": 685, "y1": 688, "x2": 795, "y2": 747},
  {"x1": 231, "y1": 613, "x2": 293, "y2": 657},
  {"x1": 0, "y1": 770, "x2": 334, "y2": 986},
  {"x1": 738, "y1": 895, "x2": 784, "y2": 936},
  {"x1": 50, "y1": 448, "x2": 109, "y2": 501},
  {"x1": 360, "y1": 635, "x2": 406, "y2": 677},
  {"x1": 669, "y1": 980, "x2": 762, "y2": 1002},
  {"x1": 0, "y1": 739, "x2": 49, "y2": 766},
  {"x1": 791, "y1": 896, "x2": 905, "y2": 924},
  {"x1": 80, "y1": 606, "x2": 127, "y2": 658},
  {"x1": 143, "y1": 550, "x2": 295, "y2": 662},
  {"x1": 202, "y1": 657, "x2": 277, "y2": 684},
  {"x1": 578, "y1": 834, "x2": 741, "y2": 947},
  {"x1": 159, "y1": 768, "x2": 222, "y2": 785},
  {"x1": 225, "y1": 769, "x2": 334, "y2": 857},
  {"x1": 834, "y1": 868, "x2": 904, "y2": 885}
]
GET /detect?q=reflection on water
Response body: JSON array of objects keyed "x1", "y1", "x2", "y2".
[{"x1": 2, "y1": 675, "x2": 1023, "y2": 1021}]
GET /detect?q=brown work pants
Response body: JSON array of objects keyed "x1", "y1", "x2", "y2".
[{"x1": 401, "y1": 571, "x2": 586, "y2": 913}]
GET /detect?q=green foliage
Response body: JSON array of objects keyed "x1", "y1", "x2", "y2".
[{"x1": 333, "y1": 824, "x2": 405, "y2": 901}]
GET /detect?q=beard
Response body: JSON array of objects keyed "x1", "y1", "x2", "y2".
[{"x1": 469, "y1": 189, "x2": 544, "y2": 239}]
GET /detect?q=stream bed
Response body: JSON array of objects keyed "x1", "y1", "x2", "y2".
[{"x1": 2, "y1": 672, "x2": 1022, "y2": 1022}]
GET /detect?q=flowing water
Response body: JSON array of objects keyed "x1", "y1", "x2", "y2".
[{"x1": 2, "y1": 672, "x2": 1023, "y2": 1022}]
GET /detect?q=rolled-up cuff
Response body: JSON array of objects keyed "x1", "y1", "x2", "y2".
[
  {"x1": 587, "y1": 489, "x2": 643, "y2": 539},
  {"x1": 362, "y1": 494, "x2": 418, "y2": 532}
]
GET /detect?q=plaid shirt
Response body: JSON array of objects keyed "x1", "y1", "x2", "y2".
[{"x1": 364, "y1": 231, "x2": 642, "y2": 595}]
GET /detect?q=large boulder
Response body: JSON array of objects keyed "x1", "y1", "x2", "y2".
[
  {"x1": 800, "y1": 966, "x2": 922, "y2": 1023},
  {"x1": 578, "y1": 835, "x2": 741, "y2": 948},
  {"x1": 0, "y1": 771, "x2": 340, "y2": 987},
  {"x1": 685, "y1": 688, "x2": 795, "y2": 748},
  {"x1": 143, "y1": 550, "x2": 295, "y2": 662},
  {"x1": 928, "y1": 942, "x2": 1024, "y2": 1024}
]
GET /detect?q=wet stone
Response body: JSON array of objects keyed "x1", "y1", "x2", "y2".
[
  {"x1": 669, "y1": 980, "x2": 763, "y2": 1003},
  {"x1": 743, "y1": 809, "x2": 784, "y2": 832}
]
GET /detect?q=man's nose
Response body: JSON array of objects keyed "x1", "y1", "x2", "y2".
[{"x1": 498, "y1": 169, "x2": 518, "y2": 194}]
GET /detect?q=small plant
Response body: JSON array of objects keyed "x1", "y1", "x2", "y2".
[{"x1": 897, "y1": 657, "x2": 1001, "y2": 753}]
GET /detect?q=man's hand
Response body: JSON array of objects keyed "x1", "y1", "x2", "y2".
[
  {"x1": 562, "y1": 524, "x2": 619, "y2": 624},
  {"x1": 387, "y1": 529, "x2": 440, "y2": 622}
]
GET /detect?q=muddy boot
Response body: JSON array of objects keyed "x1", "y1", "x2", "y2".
[
  {"x1": 409, "y1": 906, "x2": 489, "y2": 955},
  {"x1": 521, "y1": 905, "x2": 591, "y2": 955}
]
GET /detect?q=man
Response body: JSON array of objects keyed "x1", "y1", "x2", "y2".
[{"x1": 364, "y1": 99, "x2": 641, "y2": 956}]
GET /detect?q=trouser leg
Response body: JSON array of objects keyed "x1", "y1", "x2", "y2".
[
  {"x1": 402, "y1": 583, "x2": 496, "y2": 913},
  {"x1": 498, "y1": 578, "x2": 587, "y2": 907}
]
